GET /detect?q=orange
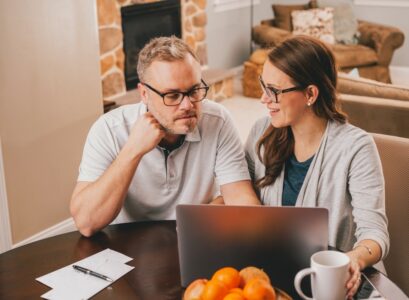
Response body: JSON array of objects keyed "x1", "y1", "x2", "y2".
[
  {"x1": 228, "y1": 288, "x2": 245, "y2": 296},
  {"x1": 243, "y1": 278, "x2": 276, "y2": 300},
  {"x1": 223, "y1": 292, "x2": 246, "y2": 300},
  {"x1": 239, "y1": 266, "x2": 270, "y2": 288},
  {"x1": 201, "y1": 280, "x2": 229, "y2": 300},
  {"x1": 212, "y1": 267, "x2": 241, "y2": 290},
  {"x1": 183, "y1": 278, "x2": 208, "y2": 300}
]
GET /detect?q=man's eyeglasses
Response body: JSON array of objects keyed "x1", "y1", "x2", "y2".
[
  {"x1": 259, "y1": 76, "x2": 305, "y2": 103},
  {"x1": 141, "y1": 79, "x2": 209, "y2": 106}
]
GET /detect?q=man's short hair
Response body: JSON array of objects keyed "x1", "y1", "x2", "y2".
[{"x1": 137, "y1": 35, "x2": 199, "y2": 81}]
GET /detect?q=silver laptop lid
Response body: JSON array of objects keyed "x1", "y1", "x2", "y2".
[{"x1": 176, "y1": 204, "x2": 328, "y2": 297}]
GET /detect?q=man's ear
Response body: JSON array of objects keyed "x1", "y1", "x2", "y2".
[
  {"x1": 138, "y1": 83, "x2": 148, "y2": 105},
  {"x1": 305, "y1": 84, "x2": 319, "y2": 105}
]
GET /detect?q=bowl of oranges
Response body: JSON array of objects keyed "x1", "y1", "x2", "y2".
[{"x1": 183, "y1": 266, "x2": 292, "y2": 300}]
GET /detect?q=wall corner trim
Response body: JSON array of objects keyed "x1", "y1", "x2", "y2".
[
  {"x1": 12, "y1": 217, "x2": 77, "y2": 249},
  {"x1": 0, "y1": 138, "x2": 12, "y2": 254}
]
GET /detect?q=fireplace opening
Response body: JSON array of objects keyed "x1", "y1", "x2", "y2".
[{"x1": 121, "y1": 0, "x2": 182, "y2": 91}]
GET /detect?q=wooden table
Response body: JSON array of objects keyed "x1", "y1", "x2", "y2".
[{"x1": 0, "y1": 221, "x2": 407, "y2": 299}]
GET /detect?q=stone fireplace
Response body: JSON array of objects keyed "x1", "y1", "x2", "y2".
[
  {"x1": 97, "y1": 0, "x2": 208, "y2": 101},
  {"x1": 121, "y1": 0, "x2": 182, "y2": 90}
]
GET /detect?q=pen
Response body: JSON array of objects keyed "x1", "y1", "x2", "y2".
[{"x1": 72, "y1": 265, "x2": 114, "y2": 282}]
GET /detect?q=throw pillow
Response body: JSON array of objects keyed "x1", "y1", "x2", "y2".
[
  {"x1": 317, "y1": 0, "x2": 359, "y2": 44},
  {"x1": 292, "y1": 8, "x2": 336, "y2": 44},
  {"x1": 272, "y1": 2, "x2": 312, "y2": 32}
]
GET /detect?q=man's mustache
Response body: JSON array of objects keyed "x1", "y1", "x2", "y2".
[{"x1": 175, "y1": 111, "x2": 197, "y2": 120}]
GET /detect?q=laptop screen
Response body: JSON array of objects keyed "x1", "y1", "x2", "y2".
[{"x1": 176, "y1": 204, "x2": 328, "y2": 297}]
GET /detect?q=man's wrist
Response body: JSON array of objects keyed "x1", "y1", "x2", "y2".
[{"x1": 121, "y1": 143, "x2": 145, "y2": 161}]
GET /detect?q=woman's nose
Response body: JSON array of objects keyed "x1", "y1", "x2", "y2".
[{"x1": 260, "y1": 92, "x2": 272, "y2": 104}]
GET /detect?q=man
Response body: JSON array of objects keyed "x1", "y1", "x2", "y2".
[{"x1": 70, "y1": 36, "x2": 259, "y2": 237}]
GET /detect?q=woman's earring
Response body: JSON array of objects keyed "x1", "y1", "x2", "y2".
[{"x1": 307, "y1": 101, "x2": 312, "y2": 106}]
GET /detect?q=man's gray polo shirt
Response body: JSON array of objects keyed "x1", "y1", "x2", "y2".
[{"x1": 78, "y1": 100, "x2": 250, "y2": 223}]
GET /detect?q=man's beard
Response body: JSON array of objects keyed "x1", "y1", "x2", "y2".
[
  {"x1": 167, "y1": 111, "x2": 198, "y2": 134},
  {"x1": 150, "y1": 107, "x2": 198, "y2": 134}
]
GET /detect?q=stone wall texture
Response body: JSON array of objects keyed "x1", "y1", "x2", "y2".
[
  {"x1": 97, "y1": 0, "x2": 207, "y2": 100},
  {"x1": 207, "y1": 77, "x2": 234, "y2": 102}
]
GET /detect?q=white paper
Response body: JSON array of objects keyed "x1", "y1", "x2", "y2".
[{"x1": 36, "y1": 248, "x2": 134, "y2": 300}]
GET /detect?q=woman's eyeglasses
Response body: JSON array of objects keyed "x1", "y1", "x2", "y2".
[{"x1": 259, "y1": 76, "x2": 305, "y2": 103}]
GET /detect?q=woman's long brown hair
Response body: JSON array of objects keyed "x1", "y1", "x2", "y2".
[{"x1": 256, "y1": 36, "x2": 347, "y2": 188}]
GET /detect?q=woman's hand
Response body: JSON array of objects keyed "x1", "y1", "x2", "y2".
[
  {"x1": 345, "y1": 240, "x2": 382, "y2": 299},
  {"x1": 346, "y1": 255, "x2": 362, "y2": 299}
]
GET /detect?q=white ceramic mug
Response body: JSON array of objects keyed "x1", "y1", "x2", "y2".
[{"x1": 294, "y1": 250, "x2": 350, "y2": 300}]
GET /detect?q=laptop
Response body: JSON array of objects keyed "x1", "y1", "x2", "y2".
[{"x1": 176, "y1": 204, "x2": 328, "y2": 297}]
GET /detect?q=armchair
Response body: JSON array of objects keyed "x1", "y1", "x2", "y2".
[{"x1": 252, "y1": 18, "x2": 404, "y2": 83}]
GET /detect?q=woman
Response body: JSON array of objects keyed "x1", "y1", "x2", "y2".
[{"x1": 245, "y1": 36, "x2": 389, "y2": 299}]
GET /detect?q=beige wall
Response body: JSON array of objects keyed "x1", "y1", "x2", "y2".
[{"x1": 0, "y1": 1, "x2": 103, "y2": 243}]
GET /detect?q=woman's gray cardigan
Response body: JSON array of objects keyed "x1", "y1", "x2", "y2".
[{"x1": 245, "y1": 117, "x2": 389, "y2": 259}]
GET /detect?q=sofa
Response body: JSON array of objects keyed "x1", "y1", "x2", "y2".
[
  {"x1": 340, "y1": 94, "x2": 409, "y2": 139},
  {"x1": 372, "y1": 133, "x2": 409, "y2": 296},
  {"x1": 252, "y1": 3, "x2": 404, "y2": 83},
  {"x1": 242, "y1": 49, "x2": 409, "y2": 138},
  {"x1": 337, "y1": 73, "x2": 409, "y2": 138},
  {"x1": 253, "y1": 19, "x2": 404, "y2": 83}
]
